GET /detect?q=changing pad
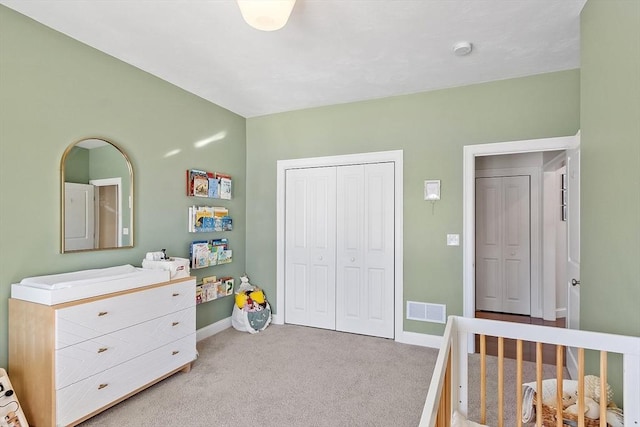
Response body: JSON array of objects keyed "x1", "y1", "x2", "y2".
[
  {"x1": 12, "y1": 265, "x2": 171, "y2": 305},
  {"x1": 20, "y1": 264, "x2": 141, "y2": 289}
]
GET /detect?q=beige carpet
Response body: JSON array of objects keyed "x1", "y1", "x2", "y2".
[
  {"x1": 78, "y1": 324, "x2": 560, "y2": 426},
  {"x1": 80, "y1": 324, "x2": 437, "y2": 426}
]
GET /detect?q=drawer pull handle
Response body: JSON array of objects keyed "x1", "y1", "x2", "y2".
[
  {"x1": 172, "y1": 322, "x2": 180, "y2": 326},
  {"x1": 98, "y1": 383, "x2": 108, "y2": 390},
  {"x1": 97, "y1": 347, "x2": 108, "y2": 353},
  {"x1": 98, "y1": 311, "x2": 108, "y2": 317},
  {"x1": 172, "y1": 350, "x2": 180, "y2": 356},
  {"x1": 172, "y1": 293, "x2": 180, "y2": 297}
]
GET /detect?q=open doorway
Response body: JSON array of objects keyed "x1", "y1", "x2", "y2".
[{"x1": 463, "y1": 134, "x2": 580, "y2": 364}]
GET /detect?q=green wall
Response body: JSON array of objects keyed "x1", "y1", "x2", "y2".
[
  {"x1": 245, "y1": 70, "x2": 581, "y2": 335},
  {"x1": 0, "y1": 6, "x2": 247, "y2": 368},
  {"x1": 580, "y1": 0, "x2": 640, "y2": 401}
]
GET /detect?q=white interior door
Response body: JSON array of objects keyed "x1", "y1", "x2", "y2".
[
  {"x1": 64, "y1": 182, "x2": 95, "y2": 251},
  {"x1": 336, "y1": 163, "x2": 395, "y2": 338},
  {"x1": 284, "y1": 167, "x2": 337, "y2": 330},
  {"x1": 476, "y1": 176, "x2": 531, "y2": 315},
  {"x1": 566, "y1": 147, "x2": 581, "y2": 379}
]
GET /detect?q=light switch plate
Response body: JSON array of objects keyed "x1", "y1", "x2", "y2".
[{"x1": 447, "y1": 234, "x2": 459, "y2": 246}]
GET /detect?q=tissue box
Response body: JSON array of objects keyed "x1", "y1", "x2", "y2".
[{"x1": 142, "y1": 257, "x2": 190, "y2": 280}]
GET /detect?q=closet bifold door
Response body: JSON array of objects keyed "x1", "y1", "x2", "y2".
[
  {"x1": 284, "y1": 166, "x2": 337, "y2": 330},
  {"x1": 336, "y1": 163, "x2": 395, "y2": 339}
]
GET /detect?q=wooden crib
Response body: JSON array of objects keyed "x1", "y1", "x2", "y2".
[{"x1": 419, "y1": 316, "x2": 640, "y2": 427}]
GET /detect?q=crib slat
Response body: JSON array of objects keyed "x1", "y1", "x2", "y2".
[
  {"x1": 498, "y1": 337, "x2": 504, "y2": 427},
  {"x1": 536, "y1": 342, "x2": 543, "y2": 427},
  {"x1": 600, "y1": 351, "x2": 607, "y2": 427},
  {"x1": 516, "y1": 339, "x2": 523, "y2": 427},
  {"x1": 480, "y1": 334, "x2": 486, "y2": 424},
  {"x1": 556, "y1": 345, "x2": 564, "y2": 427}
]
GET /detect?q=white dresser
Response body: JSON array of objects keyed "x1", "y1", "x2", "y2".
[{"x1": 9, "y1": 275, "x2": 197, "y2": 427}]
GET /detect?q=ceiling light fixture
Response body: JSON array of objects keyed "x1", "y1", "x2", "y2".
[{"x1": 236, "y1": 0, "x2": 296, "y2": 31}]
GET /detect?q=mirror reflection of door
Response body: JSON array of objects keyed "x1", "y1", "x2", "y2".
[
  {"x1": 96, "y1": 184, "x2": 118, "y2": 249},
  {"x1": 90, "y1": 178, "x2": 122, "y2": 249},
  {"x1": 64, "y1": 182, "x2": 95, "y2": 251}
]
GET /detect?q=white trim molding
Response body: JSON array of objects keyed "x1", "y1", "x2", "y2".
[
  {"x1": 196, "y1": 317, "x2": 232, "y2": 342},
  {"x1": 276, "y1": 150, "x2": 404, "y2": 341},
  {"x1": 463, "y1": 134, "x2": 580, "y2": 351}
]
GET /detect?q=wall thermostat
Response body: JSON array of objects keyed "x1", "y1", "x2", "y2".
[{"x1": 424, "y1": 180, "x2": 441, "y2": 201}]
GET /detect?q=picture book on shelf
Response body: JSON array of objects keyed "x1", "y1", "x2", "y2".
[
  {"x1": 188, "y1": 206, "x2": 231, "y2": 233},
  {"x1": 208, "y1": 172, "x2": 219, "y2": 198},
  {"x1": 187, "y1": 168, "x2": 232, "y2": 199},
  {"x1": 194, "y1": 207, "x2": 215, "y2": 232},
  {"x1": 216, "y1": 172, "x2": 232, "y2": 200},
  {"x1": 187, "y1": 169, "x2": 209, "y2": 197},
  {"x1": 189, "y1": 238, "x2": 231, "y2": 269},
  {"x1": 197, "y1": 275, "x2": 233, "y2": 304}
]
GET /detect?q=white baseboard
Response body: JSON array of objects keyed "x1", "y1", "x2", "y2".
[
  {"x1": 395, "y1": 331, "x2": 442, "y2": 348},
  {"x1": 196, "y1": 317, "x2": 232, "y2": 342},
  {"x1": 198, "y1": 315, "x2": 442, "y2": 350},
  {"x1": 271, "y1": 313, "x2": 284, "y2": 325},
  {"x1": 556, "y1": 307, "x2": 567, "y2": 318}
]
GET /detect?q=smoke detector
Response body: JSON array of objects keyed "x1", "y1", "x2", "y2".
[{"x1": 453, "y1": 41, "x2": 473, "y2": 56}]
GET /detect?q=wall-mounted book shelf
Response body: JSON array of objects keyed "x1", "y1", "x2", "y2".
[
  {"x1": 189, "y1": 238, "x2": 232, "y2": 270},
  {"x1": 186, "y1": 169, "x2": 232, "y2": 199},
  {"x1": 188, "y1": 206, "x2": 232, "y2": 233},
  {"x1": 196, "y1": 276, "x2": 234, "y2": 305}
]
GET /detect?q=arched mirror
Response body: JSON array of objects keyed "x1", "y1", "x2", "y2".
[{"x1": 61, "y1": 138, "x2": 134, "y2": 253}]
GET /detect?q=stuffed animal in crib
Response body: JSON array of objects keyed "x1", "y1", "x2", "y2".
[
  {"x1": 565, "y1": 396, "x2": 600, "y2": 419},
  {"x1": 562, "y1": 390, "x2": 577, "y2": 408}
]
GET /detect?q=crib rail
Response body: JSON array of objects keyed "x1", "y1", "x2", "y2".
[{"x1": 419, "y1": 316, "x2": 640, "y2": 427}]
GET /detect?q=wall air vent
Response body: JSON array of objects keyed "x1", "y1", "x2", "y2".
[{"x1": 406, "y1": 301, "x2": 446, "y2": 324}]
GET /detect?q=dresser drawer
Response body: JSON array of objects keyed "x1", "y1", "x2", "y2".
[
  {"x1": 57, "y1": 333, "x2": 196, "y2": 427},
  {"x1": 56, "y1": 279, "x2": 195, "y2": 349},
  {"x1": 56, "y1": 306, "x2": 195, "y2": 389}
]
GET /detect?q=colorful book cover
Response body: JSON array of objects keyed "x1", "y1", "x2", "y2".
[
  {"x1": 191, "y1": 240, "x2": 210, "y2": 269},
  {"x1": 221, "y1": 216, "x2": 233, "y2": 231},
  {"x1": 191, "y1": 169, "x2": 209, "y2": 197},
  {"x1": 195, "y1": 284, "x2": 203, "y2": 304},
  {"x1": 208, "y1": 173, "x2": 219, "y2": 199},
  {"x1": 194, "y1": 206, "x2": 215, "y2": 232},
  {"x1": 216, "y1": 173, "x2": 232, "y2": 200},
  {"x1": 217, "y1": 249, "x2": 232, "y2": 264},
  {"x1": 223, "y1": 277, "x2": 234, "y2": 295}
]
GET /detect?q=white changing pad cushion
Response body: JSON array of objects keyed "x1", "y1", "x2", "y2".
[
  {"x1": 13, "y1": 265, "x2": 171, "y2": 305},
  {"x1": 20, "y1": 264, "x2": 139, "y2": 289}
]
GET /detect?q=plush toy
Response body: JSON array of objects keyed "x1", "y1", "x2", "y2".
[
  {"x1": 565, "y1": 396, "x2": 600, "y2": 419},
  {"x1": 562, "y1": 390, "x2": 577, "y2": 408}
]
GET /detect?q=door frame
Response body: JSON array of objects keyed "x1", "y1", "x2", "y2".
[
  {"x1": 276, "y1": 150, "x2": 404, "y2": 340},
  {"x1": 463, "y1": 134, "x2": 579, "y2": 350}
]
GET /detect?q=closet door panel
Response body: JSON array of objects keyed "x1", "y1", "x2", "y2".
[
  {"x1": 336, "y1": 163, "x2": 394, "y2": 338},
  {"x1": 476, "y1": 178, "x2": 503, "y2": 312},
  {"x1": 284, "y1": 167, "x2": 336, "y2": 330},
  {"x1": 502, "y1": 175, "x2": 530, "y2": 315}
]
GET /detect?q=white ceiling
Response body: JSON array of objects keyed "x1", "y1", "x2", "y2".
[{"x1": 1, "y1": 0, "x2": 586, "y2": 118}]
